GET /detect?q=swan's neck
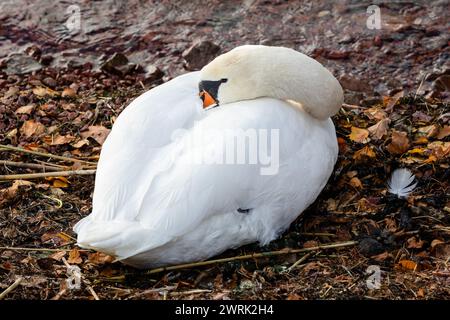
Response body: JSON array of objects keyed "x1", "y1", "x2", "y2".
[
  {"x1": 202, "y1": 46, "x2": 344, "y2": 120},
  {"x1": 256, "y1": 49, "x2": 344, "y2": 120}
]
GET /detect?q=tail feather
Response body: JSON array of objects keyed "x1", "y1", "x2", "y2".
[{"x1": 74, "y1": 217, "x2": 171, "y2": 260}]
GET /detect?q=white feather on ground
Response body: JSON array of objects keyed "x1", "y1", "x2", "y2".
[{"x1": 387, "y1": 168, "x2": 417, "y2": 198}]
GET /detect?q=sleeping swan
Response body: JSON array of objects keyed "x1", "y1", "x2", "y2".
[{"x1": 74, "y1": 45, "x2": 343, "y2": 268}]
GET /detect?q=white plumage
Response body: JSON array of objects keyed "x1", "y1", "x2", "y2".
[
  {"x1": 74, "y1": 45, "x2": 343, "y2": 268},
  {"x1": 387, "y1": 168, "x2": 417, "y2": 198}
]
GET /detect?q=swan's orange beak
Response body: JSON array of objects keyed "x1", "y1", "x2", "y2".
[{"x1": 199, "y1": 90, "x2": 217, "y2": 109}]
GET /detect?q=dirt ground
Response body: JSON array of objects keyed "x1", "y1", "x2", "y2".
[{"x1": 0, "y1": 0, "x2": 449, "y2": 300}]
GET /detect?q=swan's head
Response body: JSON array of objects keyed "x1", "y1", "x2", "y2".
[{"x1": 199, "y1": 45, "x2": 343, "y2": 120}]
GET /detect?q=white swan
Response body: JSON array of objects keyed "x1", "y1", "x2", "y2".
[{"x1": 74, "y1": 45, "x2": 343, "y2": 268}]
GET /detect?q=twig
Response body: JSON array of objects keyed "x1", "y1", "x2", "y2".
[
  {"x1": 61, "y1": 257, "x2": 71, "y2": 268},
  {"x1": 86, "y1": 285, "x2": 100, "y2": 300},
  {"x1": 0, "y1": 144, "x2": 96, "y2": 165},
  {"x1": 285, "y1": 251, "x2": 314, "y2": 273},
  {"x1": 341, "y1": 103, "x2": 367, "y2": 109},
  {"x1": 51, "y1": 288, "x2": 67, "y2": 300},
  {"x1": 413, "y1": 216, "x2": 444, "y2": 224},
  {"x1": 433, "y1": 271, "x2": 450, "y2": 277},
  {"x1": 0, "y1": 246, "x2": 90, "y2": 252},
  {"x1": 0, "y1": 160, "x2": 64, "y2": 172},
  {"x1": 130, "y1": 285, "x2": 178, "y2": 298},
  {"x1": 0, "y1": 277, "x2": 23, "y2": 300},
  {"x1": 59, "y1": 232, "x2": 77, "y2": 242},
  {"x1": 35, "y1": 160, "x2": 68, "y2": 169},
  {"x1": 364, "y1": 295, "x2": 379, "y2": 300},
  {"x1": 93, "y1": 275, "x2": 126, "y2": 283},
  {"x1": 393, "y1": 230, "x2": 420, "y2": 238},
  {"x1": 0, "y1": 169, "x2": 96, "y2": 180},
  {"x1": 146, "y1": 241, "x2": 357, "y2": 275},
  {"x1": 414, "y1": 73, "x2": 428, "y2": 100},
  {"x1": 300, "y1": 232, "x2": 336, "y2": 237},
  {"x1": 432, "y1": 225, "x2": 450, "y2": 233},
  {"x1": 320, "y1": 283, "x2": 334, "y2": 298},
  {"x1": 170, "y1": 289, "x2": 211, "y2": 296}
]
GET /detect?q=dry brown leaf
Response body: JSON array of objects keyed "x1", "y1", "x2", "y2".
[
  {"x1": 326, "y1": 198, "x2": 338, "y2": 211},
  {"x1": 431, "y1": 239, "x2": 445, "y2": 248},
  {"x1": 346, "y1": 170, "x2": 358, "y2": 178},
  {"x1": 53, "y1": 179, "x2": 69, "y2": 188},
  {"x1": 43, "y1": 134, "x2": 75, "y2": 146},
  {"x1": 45, "y1": 176, "x2": 70, "y2": 188},
  {"x1": 15, "y1": 104, "x2": 35, "y2": 114},
  {"x1": 353, "y1": 146, "x2": 376, "y2": 162},
  {"x1": 80, "y1": 125, "x2": 111, "y2": 145},
  {"x1": 1, "y1": 261, "x2": 13, "y2": 271},
  {"x1": 21, "y1": 256, "x2": 36, "y2": 265},
  {"x1": 349, "y1": 127, "x2": 370, "y2": 144},
  {"x1": 407, "y1": 148, "x2": 425, "y2": 155},
  {"x1": 371, "y1": 251, "x2": 392, "y2": 262},
  {"x1": 287, "y1": 293, "x2": 303, "y2": 300},
  {"x1": 37, "y1": 103, "x2": 54, "y2": 114},
  {"x1": 61, "y1": 88, "x2": 77, "y2": 98},
  {"x1": 72, "y1": 139, "x2": 90, "y2": 148},
  {"x1": 337, "y1": 137, "x2": 348, "y2": 154},
  {"x1": 50, "y1": 251, "x2": 66, "y2": 261},
  {"x1": 60, "y1": 103, "x2": 73, "y2": 111},
  {"x1": 67, "y1": 248, "x2": 83, "y2": 264},
  {"x1": 401, "y1": 157, "x2": 424, "y2": 165},
  {"x1": 303, "y1": 240, "x2": 319, "y2": 248},
  {"x1": 427, "y1": 141, "x2": 450, "y2": 159},
  {"x1": 386, "y1": 131, "x2": 410, "y2": 155},
  {"x1": 437, "y1": 125, "x2": 450, "y2": 139},
  {"x1": 413, "y1": 136, "x2": 429, "y2": 145},
  {"x1": 6, "y1": 128, "x2": 18, "y2": 137},
  {"x1": 398, "y1": 259, "x2": 418, "y2": 271},
  {"x1": 384, "y1": 90, "x2": 404, "y2": 112},
  {"x1": 33, "y1": 86, "x2": 59, "y2": 97},
  {"x1": 11, "y1": 179, "x2": 34, "y2": 189},
  {"x1": 46, "y1": 125, "x2": 59, "y2": 134},
  {"x1": 417, "y1": 288, "x2": 425, "y2": 298},
  {"x1": 20, "y1": 120, "x2": 46, "y2": 138},
  {"x1": 412, "y1": 111, "x2": 432, "y2": 123},
  {"x1": 0, "y1": 180, "x2": 34, "y2": 205},
  {"x1": 4, "y1": 86, "x2": 19, "y2": 99},
  {"x1": 384, "y1": 217, "x2": 398, "y2": 232},
  {"x1": 430, "y1": 238, "x2": 450, "y2": 259},
  {"x1": 357, "y1": 197, "x2": 379, "y2": 213},
  {"x1": 6, "y1": 128, "x2": 18, "y2": 144},
  {"x1": 349, "y1": 177, "x2": 363, "y2": 189},
  {"x1": 21, "y1": 143, "x2": 42, "y2": 152},
  {"x1": 87, "y1": 252, "x2": 115, "y2": 265},
  {"x1": 364, "y1": 107, "x2": 387, "y2": 121},
  {"x1": 434, "y1": 244, "x2": 450, "y2": 261},
  {"x1": 303, "y1": 262, "x2": 321, "y2": 273},
  {"x1": 41, "y1": 232, "x2": 72, "y2": 246},
  {"x1": 406, "y1": 237, "x2": 425, "y2": 249},
  {"x1": 368, "y1": 118, "x2": 390, "y2": 140},
  {"x1": 99, "y1": 267, "x2": 118, "y2": 278},
  {"x1": 424, "y1": 155, "x2": 437, "y2": 163},
  {"x1": 20, "y1": 275, "x2": 48, "y2": 288},
  {"x1": 418, "y1": 125, "x2": 439, "y2": 138}
]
